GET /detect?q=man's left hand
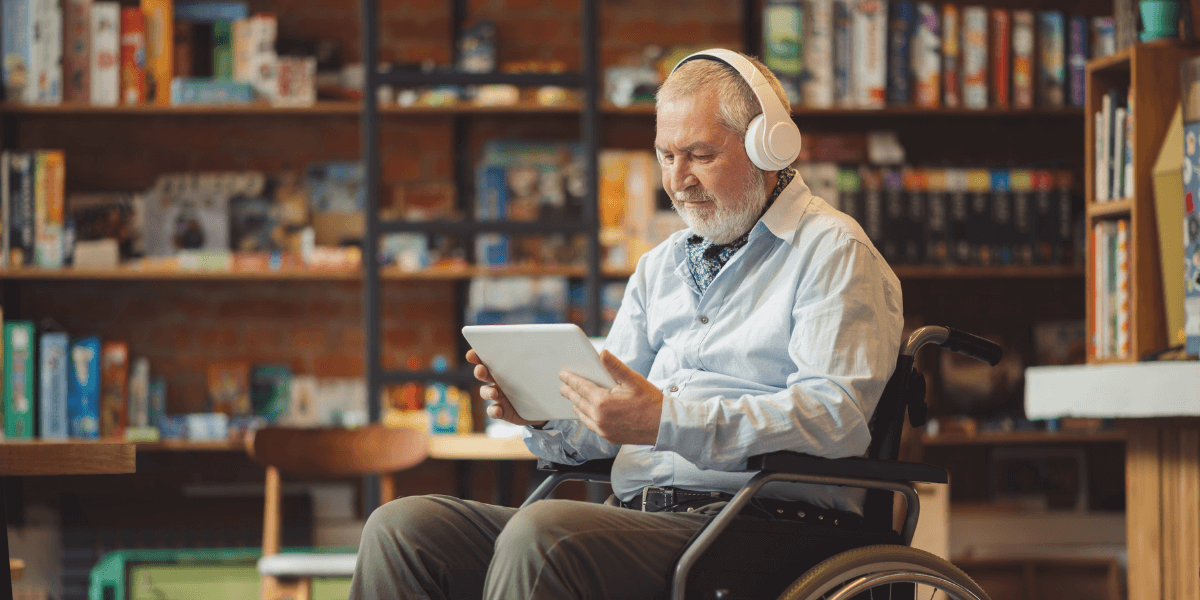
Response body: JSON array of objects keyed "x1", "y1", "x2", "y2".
[{"x1": 559, "y1": 350, "x2": 663, "y2": 446}]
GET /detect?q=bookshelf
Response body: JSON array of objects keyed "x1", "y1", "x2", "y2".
[{"x1": 1084, "y1": 41, "x2": 1200, "y2": 363}]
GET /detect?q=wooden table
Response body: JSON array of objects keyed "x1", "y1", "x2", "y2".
[
  {"x1": 1026, "y1": 362, "x2": 1200, "y2": 600},
  {"x1": 1, "y1": 441, "x2": 136, "y2": 600}
]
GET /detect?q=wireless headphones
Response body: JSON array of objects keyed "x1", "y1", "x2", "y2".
[{"x1": 669, "y1": 48, "x2": 802, "y2": 171}]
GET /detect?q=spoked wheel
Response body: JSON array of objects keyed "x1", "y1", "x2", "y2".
[{"x1": 776, "y1": 545, "x2": 990, "y2": 600}]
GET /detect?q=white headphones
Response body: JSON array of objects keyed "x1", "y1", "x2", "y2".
[{"x1": 669, "y1": 48, "x2": 802, "y2": 171}]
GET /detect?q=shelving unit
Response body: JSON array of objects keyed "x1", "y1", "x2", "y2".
[{"x1": 1084, "y1": 41, "x2": 1200, "y2": 363}]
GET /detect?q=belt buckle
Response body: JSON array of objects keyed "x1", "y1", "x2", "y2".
[{"x1": 641, "y1": 486, "x2": 673, "y2": 512}]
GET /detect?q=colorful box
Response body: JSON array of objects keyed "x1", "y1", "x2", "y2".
[
  {"x1": 250, "y1": 365, "x2": 290, "y2": 422},
  {"x1": 4, "y1": 321, "x2": 36, "y2": 439},
  {"x1": 33, "y1": 149, "x2": 65, "y2": 268},
  {"x1": 119, "y1": 6, "x2": 145, "y2": 104},
  {"x1": 962, "y1": 5, "x2": 988, "y2": 109},
  {"x1": 67, "y1": 336, "x2": 100, "y2": 438},
  {"x1": 89, "y1": 1, "x2": 119, "y2": 105},
  {"x1": 208, "y1": 360, "x2": 250, "y2": 416},
  {"x1": 100, "y1": 341, "x2": 128, "y2": 438},
  {"x1": 141, "y1": 0, "x2": 172, "y2": 104},
  {"x1": 64, "y1": 0, "x2": 92, "y2": 103},
  {"x1": 38, "y1": 331, "x2": 68, "y2": 439}
]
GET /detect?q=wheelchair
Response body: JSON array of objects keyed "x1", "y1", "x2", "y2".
[{"x1": 522, "y1": 325, "x2": 999, "y2": 600}]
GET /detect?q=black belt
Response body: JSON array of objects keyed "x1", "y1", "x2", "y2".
[{"x1": 621, "y1": 485, "x2": 864, "y2": 529}]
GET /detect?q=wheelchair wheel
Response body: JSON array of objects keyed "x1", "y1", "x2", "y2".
[{"x1": 776, "y1": 545, "x2": 989, "y2": 600}]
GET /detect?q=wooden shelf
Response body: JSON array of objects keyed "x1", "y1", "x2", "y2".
[
  {"x1": 0, "y1": 264, "x2": 1082, "y2": 282},
  {"x1": 921, "y1": 429, "x2": 1126, "y2": 446},
  {"x1": 0, "y1": 440, "x2": 136, "y2": 475},
  {"x1": 135, "y1": 439, "x2": 247, "y2": 451},
  {"x1": 1087, "y1": 46, "x2": 1133, "y2": 75},
  {"x1": 1086, "y1": 198, "x2": 1133, "y2": 219},
  {"x1": 0, "y1": 100, "x2": 1086, "y2": 118}
]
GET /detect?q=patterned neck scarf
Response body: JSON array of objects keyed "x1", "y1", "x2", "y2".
[{"x1": 685, "y1": 167, "x2": 795, "y2": 293}]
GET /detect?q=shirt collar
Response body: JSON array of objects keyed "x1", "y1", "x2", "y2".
[{"x1": 759, "y1": 168, "x2": 813, "y2": 244}]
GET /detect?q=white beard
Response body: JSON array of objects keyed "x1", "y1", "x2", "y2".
[{"x1": 672, "y1": 167, "x2": 768, "y2": 244}]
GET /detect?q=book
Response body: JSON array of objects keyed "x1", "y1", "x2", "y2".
[
  {"x1": 882, "y1": 167, "x2": 906, "y2": 263},
  {"x1": 7, "y1": 152, "x2": 33, "y2": 266},
  {"x1": 141, "y1": 0, "x2": 172, "y2": 104},
  {"x1": 127, "y1": 356, "x2": 149, "y2": 428},
  {"x1": 2, "y1": 0, "x2": 36, "y2": 103},
  {"x1": 989, "y1": 169, "x2": 1013, "y2": 264},
  {"x1": 1010, "y1": 169, "x2": 1033, "y2": 265},
  {"x1": 1111, "y1": 106, "x2": 1128, "y2": 200},
  {"x1": 946, "y1": 168, "x2": 970, "y2": 263},
  {"x1": 962, "y1": 5, "x2": 987, "y2": 109},
  {"x1": 1, "y1": 152, "x2": 7, "y2": 267},
  {"x1": 212, "y1": 20, "x2": 233, "y2": 79},
  {"x1": 852, "y1": 0, "x2": 887, "y2": 109},
  {"x1": 89, "y1": 1, "x2": 119, "y2": 105},
  {"x1": 763, "y1": 0, "x2": 804, "y2": 104},
  {"x1": 1115, "y1": 219, "x2": 1130, "y2": 358},
  {"x1": 833, "y1": 0, "x2": 853, "y2": 107},
  {"x1": 942, "y1": 4, "x2": 961, "y2": 108},
  {"x1": 1113, "y1": 0, "x2": 1136, "y2": 51},
  {"x1": 32, "y1": 0, "x2": 62, "y2": 103},
  {"x1": 119, "y1": 6, "x2": 145, "y2": 104},
  {"x1": 1122, "y1": 96, "x2": 1134, "y2": 200},
  {"x1": 232, "y1": 14, "x2": 276, "y2": 100},
  {"x1": 1054, "y1": 170, "x2": 1075, "y2": 265},
  {"x1": 172, "y1": 18, "x2": 192, "y2": 77},
  {"x1": 273, "y1": 55, "x2": 313, "y2": 107},
  {"x1": 208, "y1": 359, "x2": 250, "y2": 415},
  {"x1": 924, "y1": 169, "x2": 949, "y2": 264},
  {"x1": 803, "y1": 0, "x2": 834, "y2": 108},
  {"x1": 64, "y1": 0, "x2": 92, "y2": 103},
  {"x1": 169, "y1": 77, "x2": 252, "y2": 104},
  {"x1": 1031, "y1": 171, "x2": 1055, "y2": 264},
  {"x1": 1067, "y1": 15, "x2": 1087, "y2": 108},
  {"x1": 38, "y1": 330, "x2": 68, "y2": 440},
  {"x1": 4, "y1": 320, "x2": 35, "y2": 439},
  {"x1": 67, "y1": 335, "x2": 100, "y2": 438},
  {"x1": 913, "y1": 3, "x2": 940, "y2": 108},
  {"x1": 100, "y1": 340, "x2": 128, "y2": 438},
  {"x1": 1011, "y1": 10, "x2": 1034, "y2": 109},
  {"x1": 966, "y1": 168, "x2": 991, "y2": 264},
  {"x1": 886, "y1": 0, "x2": 913, "y2": 106},
  {"x1": 1092, "y1": 17, "x2": 1115, "y2": 58},
  {"x1": 1091, "y1": 221, "x2": 1104, "y2": 358},
  {"x1": 902, "y1": 168, "x2": 926, "y2": 263},
  {"x1": 855, "y1": 166, "x2": 881, "y2": 248},
  {"x1": 989, "y1": 9, "x2": 1010, "y2": 109},
  {"x1": 1037, "y1": 12, "x2": 1065, "y2": 108},
  {"x1": 33, "y1": 150, "x2": 65, "y2": 268}
]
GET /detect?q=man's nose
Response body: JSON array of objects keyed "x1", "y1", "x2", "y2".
[{"x1": 668, "y1": 159, "x2": 696, "y2": 192}]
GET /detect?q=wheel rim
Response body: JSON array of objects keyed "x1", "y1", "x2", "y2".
[{"x1": 820, "y1": 570, "x2": 985, "y2": 600}]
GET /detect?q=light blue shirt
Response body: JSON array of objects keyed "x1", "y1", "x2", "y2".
[{"x1": 524, "y1": 173, "x2": 904, "y2": 512}]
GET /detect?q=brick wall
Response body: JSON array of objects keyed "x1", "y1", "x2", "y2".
[{"x1": 16, "y1": 280, "x2": 459, "y2": 414}]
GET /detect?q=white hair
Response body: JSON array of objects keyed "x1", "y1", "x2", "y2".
[{"x1": 655, "y1": 54, "x2": 791, "y2": 137}]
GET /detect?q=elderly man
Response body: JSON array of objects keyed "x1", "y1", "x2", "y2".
[{"x1": 350, "y1": 49, "x2": 903, "y2": 600}]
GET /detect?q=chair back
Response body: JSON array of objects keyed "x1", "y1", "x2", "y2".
[
  {"x1": 861, "y1": 353, "x2": 921, "y2": 531},
  {"x1": 248, "y1": 425, "x2": 428, "y2": 477}
]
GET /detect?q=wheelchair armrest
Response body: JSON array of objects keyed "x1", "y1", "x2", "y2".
[
  {"x1": 745, "y1": 451, "x2": 948, "y2": 485},
  {"x1": 536, "y1": 458, "x2": 616, "y2": 476}
]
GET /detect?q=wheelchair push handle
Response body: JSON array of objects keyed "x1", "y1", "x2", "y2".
[{"x1": 903, "y1": 326, "x2": 1002, "y2": 366}]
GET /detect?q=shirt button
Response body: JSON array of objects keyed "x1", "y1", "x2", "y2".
[
  {"x1": 669, "y1": 385, "x2": 679, "y2": 393},
  {"x1": 699, "y1": 316, "x2": 709, "y2": 324}
]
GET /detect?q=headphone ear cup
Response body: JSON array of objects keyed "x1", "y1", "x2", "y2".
[{"x1": 743, "y1": 114, "x2": 773, "y2": 171}]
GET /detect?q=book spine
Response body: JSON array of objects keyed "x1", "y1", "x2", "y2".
[
  {"x1": 1055, "y1": 170, "x2": 1074, "y2": 265},
  {"x1": 1010, "y1": 169, "x2": 1033, "y2": 265},
  {"x1": 128, "y1": 356, "x2": 149, "y2": 428},
  {"x1": 882, "y1": 167, "x2": 906, "y2": 263},
  {"x1": 925, "y1": 169, "x2": 948, "y2": 264},
  {"x1": 100, "y1": 340, "x2": 128, "y2": 439},
  {"x1": 1031, "y1": 171, "x2": 1054, "y2": 264},
  {"x1": 1091, "y1": 221, "x2": 1103, "y2": 359},
  {"x1": 833, "y1": 0, "x2": 853, "y2": 107},
  {"x1": 1105, "y1": 221, "x2": 1117, "y2": 357},
  {"x1": 67, "y1": 336, "x2": 100, "y2": 438},
  {"x1": 913, "y1": 2, "x2": 940, "y2": 108},
  {"x1": 4, "y1": 321, "x2": 35, "y2": 438},
  {"x1": 989, "y1": 8, "x2": 1009, "y2": 109},
  {"x1": 141, "y1": 0, "x2": 172, "y2": 104},
  {"x1": 853, "y1": 0, "x2": 887, "y2": 109},
  {"x1": 1037, "y1": 12, "x2": 1065, "y2": 107},
  {"x1": 89, "y1": 1, "x2": 119, "y2": 105},
  {"x1": 989, "y1": 169, "x2": 1013, "y2": 264},
  {"x1": 250, "y1": 14, "x2": 277, "y2": 100},
  {"x1": 1, "y1": 151, "x2": 8, "y2": 268},
  {"x1": 1122, "y1": 96, "x2": 1134, "y2": 199},
  {"x1": 1098, "y1": 92, "x2": 1113, "y2": 202},
  {"x1": 1115, "y1": 219, "x2": 1130, "y2": 358},
  {"x1": 231, "y1": 17, "x2": 249, "y2": 81},
  {"x1": 804, "y1": 0, "x2": 834, "y2": 108},
  {"x1": 962, "y1": 5, "x2": 987, "y2": 109},
  {"x1": 1067, "y1": 15, "x2": 1087, "y2": 108},
  {"x1": 902, "y1": 167, "x2": 926, "y2": 263},
  {"x1": 886, "y1": 0, "x2": 913, "y2": 106},
  {"x1": 2, "y1": 0, "x2": 36, "y2": 104},
  {"x1": 38, "y1": 331, "x2": 68, "y2": 439},
  {"x1": 763, "y1": 0, "x2": 804, "y2": 104},
  {"x1": 1012, "y1": 10, "x2": 1033, "y2": 109},
  {"x1": 172, "y1": 18, "x2": 193, "y2": 78},
  {"x1": 119, "y1": 6, "x2": 145, "y2": 104},
  {"x1": 1112, "y1": 106, "x2": 1127, "y2": 199},
  {"x1": 946, "y1": 168, "x2": 970, "y2": 263},
  {"x1": 941, "y1": 4, "x2": 960, "y2": 108},
  {"x1": 8, "y1": 153, "x2": 34, "y2": 266},
  {"x1": 212, "y1": 19, "x2": 232, "y2": 79},
  {"x1": 33, "y1": 150, "x2": 64, "y2": 268},
  {"x1": 64, "y1": 0, "x2": 91, "y2": 103},
  {"x1": 33, "y1": 0, "x2": 63, "y2": 103},
  {"x1": 966, "y1": 168, "x2": 991, "y2": 264}
]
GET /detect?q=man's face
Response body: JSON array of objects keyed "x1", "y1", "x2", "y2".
[{"x1": 655, "y1": 87, "x2": 768, "y2": 244}]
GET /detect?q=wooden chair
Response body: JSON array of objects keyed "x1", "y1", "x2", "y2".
[
  {"x1": 9, "y1": 558, "x2": 23, "y2": 581},
  {"x1": 247, "y1": 425, "x2": 428, "y2": 600}
]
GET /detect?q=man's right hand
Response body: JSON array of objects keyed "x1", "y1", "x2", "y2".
[{"x1": 466, "y1": 349, "x2": 549, "y2": 428}]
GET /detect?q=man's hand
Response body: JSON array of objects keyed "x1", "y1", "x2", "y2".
[
  {"x1": 465, "y1": 349, "x2": 548, "y2": 428},
  {"x1": 559, "y1": 350, "x2": 663, "y2": 446}
]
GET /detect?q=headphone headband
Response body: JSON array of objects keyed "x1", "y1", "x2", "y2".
[{"x1": 669, "y1": 49, "x2": 801, "y2": 171}]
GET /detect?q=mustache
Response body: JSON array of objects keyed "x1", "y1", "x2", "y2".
[{"x1": 673, "y1": 188, "x2": 717, "y2": 204}]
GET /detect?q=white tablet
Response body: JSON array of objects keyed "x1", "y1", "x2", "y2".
[{"x1": 462, "y1": 323, "x2": 616, "y2": 421}]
